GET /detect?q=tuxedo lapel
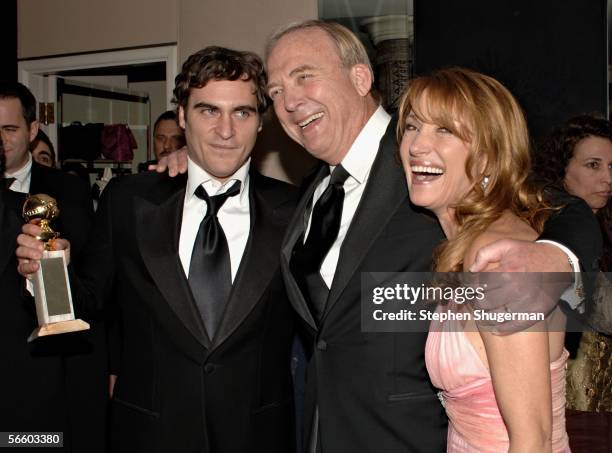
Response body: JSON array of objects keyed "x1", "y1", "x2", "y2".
[
  {"x1": 324, "y1": 122, "x2": 407, "y2": 319},
  {"x1": 280, "y1": 163, "x2": 329, "y2": 331},
  {"x1": 135, "y1": 180, "x2": 211, "y2": 349},
  {"x1": 213, "y1": 175, "x2": 287, "y2": 347},
  {"x1": 0, "y1": 190, "x2": 25, "y2": 277},
  {"x1": 28, "y1": 162, "x2": 41, "y2": 195},
  {"x1": 28, "y1": 161, "x2": 49, "y2": 195}
]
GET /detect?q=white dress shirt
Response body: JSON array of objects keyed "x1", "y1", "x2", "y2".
[
  {"x1": 6, "y1": 153, "x2": 32, "y2": 193},
  {"x1": 178, "y1": 157, "x2": 251, "y2": 282},
  {"x1": 307, "y1": 106, "x2": 391, "y2": 288},
  {"x1": 306, "y1": 105, "x2": 582, "y2": 302}
]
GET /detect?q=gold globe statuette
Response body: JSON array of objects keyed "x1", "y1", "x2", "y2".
[
  {"x1": 22, "y1": 194, "x2": 89, "y2": 342},
  {"x1": 22, "y1": 194, "x2": 60, "y2": 247}
]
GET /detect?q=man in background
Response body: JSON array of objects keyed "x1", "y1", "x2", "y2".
[
  {"x1": 153, "y1": 109, "x2": 185, "y2": 160},
  {"x1": 138, "y1": 109, "x2": 185, "y2": 172},
  {"x1": 0, "y1": 81, "x2": 106, "y2": 452}
]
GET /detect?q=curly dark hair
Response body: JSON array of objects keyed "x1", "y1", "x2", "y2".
[
  {"x1": 533, "y1": 115, "x2": 612, "y2": 188},
  {"x1": 173, "y1": 46, "x2": 268, "y2": 114}
]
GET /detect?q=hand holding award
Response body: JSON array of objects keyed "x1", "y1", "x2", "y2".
[{"x1": 22, "y1": 194, "x2": 89, "y2": 342}]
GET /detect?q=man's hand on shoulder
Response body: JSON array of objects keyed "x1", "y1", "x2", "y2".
[
  {"x1": 148, "y1": 147, "x2": 189, "y2": 176},
  {"x1": 468, "y1": 239, "x2": 573, "y2": 333},
  {"x1": 469, "y1": 239, "x2": 571, "y2": 273}
]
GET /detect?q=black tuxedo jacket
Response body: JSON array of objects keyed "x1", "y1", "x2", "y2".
[
  {"x1": 539, "y1": 187, "x2": 602, "y2": 273},
  {"x1": 1, "y1": 165, "x2": 106, "y2": 453},
  {"x1": 281, "y1": 119, "x2": 447, "y2": 453},
  {"x1": 71, "y1": 170, "x2": 298, "y2": 453}
]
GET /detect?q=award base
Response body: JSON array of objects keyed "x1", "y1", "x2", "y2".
[{"x1": 28, "y1": 319, "x2": 90, "y2": 343}]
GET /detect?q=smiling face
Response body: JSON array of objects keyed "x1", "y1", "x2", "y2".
[
  {"x1": 178, "y1": 79, "x2": 261, "y2": 182},
  {"x1": 399, "y1": 97, "x2": 473, "y2": 231},
  {"x1": 564, "y1": 135, "x2": 612, "y2": 212},
  {"x1": 266, "y1": 27, "x2": 376, "y2": 165}
]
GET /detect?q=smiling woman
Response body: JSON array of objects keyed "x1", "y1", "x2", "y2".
[
  {"x1": 396, "y1": 67, "x2": 570, "y2": 453},
  {"x1": 397, "y1": 67, "x2": 549, "y2": 271}
]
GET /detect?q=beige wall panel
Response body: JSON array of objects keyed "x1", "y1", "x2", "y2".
[
  {"x1": 18, "y1": 0, "x2": 178, "y2": 58},
  {"x1": 179, "y1": 0, "x2": 318, "y2": 184},
  {"x1": 178, "y1": 0, "x2": 317, "y2": 66}
]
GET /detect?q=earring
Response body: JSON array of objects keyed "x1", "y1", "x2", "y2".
[{"x1": 481, "y1": 176, "x2": 490, "y2": 190}]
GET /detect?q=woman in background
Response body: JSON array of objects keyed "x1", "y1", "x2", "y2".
[
  {"x1": 397, "y1": 67, "x2": 569, "y2": 452},
  {"x1": 534, "y1": 115, "x2": 611, "y2": 453}
]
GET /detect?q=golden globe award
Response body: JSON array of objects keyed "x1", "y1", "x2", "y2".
[{"x1": 22, "y1": 194, "x2": 89, "y2": 342}]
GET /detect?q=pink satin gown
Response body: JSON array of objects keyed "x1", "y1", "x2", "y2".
[{"x1": 425, "y1": 319, "x2": 571, "y2": 452}]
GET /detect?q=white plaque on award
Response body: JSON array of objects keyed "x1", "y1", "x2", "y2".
[{"x1": 23, "y1": 194, "x2": 90, "y2": 342}]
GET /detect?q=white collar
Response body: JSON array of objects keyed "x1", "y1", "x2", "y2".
[
  {"x1": 334, "y1": 105, "x2": 391, "y2": 183},
  {"x1": 186, "y1": 156, "x2": 250, "y2": 201},
  {"x1": 6, "y1": 152, "x2": 32, "y2": 183}
]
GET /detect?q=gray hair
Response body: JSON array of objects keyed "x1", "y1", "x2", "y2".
[{"x1": 265, "y1": 20, "x2": 374, "y2": 81}]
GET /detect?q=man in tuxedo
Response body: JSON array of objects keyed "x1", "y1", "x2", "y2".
[
  {"x1": 0, "y1": 82, "x2": 94, "y2": 249},
  {"x1": 1, "y1": 82, "x2": 106, "y2": 452},
  {"x1": 19, "y1": 47, "x2": 297, "y2": 452},
  {"x1": 264, "y1": 20, "x2": 601, "y2": 452}
]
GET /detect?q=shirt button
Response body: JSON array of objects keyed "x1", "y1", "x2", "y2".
[
  {"x1": 204, "y1": 363, "x2": 216, "y2": 374},
  {"x1": 316, "y1": 340, "x2": 327, "y2": 351}
]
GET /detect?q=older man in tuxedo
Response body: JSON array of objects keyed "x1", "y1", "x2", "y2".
[
  {"x1": 18, "y1": 47, "x2": 297, "y2": 453},
  {"x1": 263, "y1": 20, "x2": 601, "y2": 453}
]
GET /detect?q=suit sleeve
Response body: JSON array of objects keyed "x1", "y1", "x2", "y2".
[{"x1": 539, "y1": 193, "x2": 603, "y2": 272}]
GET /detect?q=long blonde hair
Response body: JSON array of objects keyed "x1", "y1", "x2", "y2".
[{"x1": 397, "y1": 67, "x2": 549, "y2": 271}]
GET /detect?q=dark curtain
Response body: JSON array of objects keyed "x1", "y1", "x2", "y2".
[{"x1": 414, "y1": 0, "x2": 607, "y2": 142}]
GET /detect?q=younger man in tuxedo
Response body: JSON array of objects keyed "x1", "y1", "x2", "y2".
[{"x1": 18, "y1": 47, "x2": 297, "y2": 453}]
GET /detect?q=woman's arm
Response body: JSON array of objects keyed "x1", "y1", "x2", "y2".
[
  {"x1": 481, "y1": 329, "x2": 552, "y2": 453},
  {"x1": 465, "y1": 233, "x2": 553, "y2": 453}
]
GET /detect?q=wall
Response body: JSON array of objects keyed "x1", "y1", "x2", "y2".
[
  {"x1": 178, "y1": 0, "x2": 317, "y2": 62},
  {"x1": 1, "y1": 0, "x2": 17, "y2": 80},
  {"x1": 18, "y1": 0, "x2": 319, "y2": 183},
  {"x1": 18, "y1": 0, "x2": 179, "y2": 59},
  {"x1": 19, "y1": 0, "x2": 317, "y2": 67},
  {"x1": 130, "y1": 80, "x2": 168, "y2": 161},
  {"x1": 178, "y1": 0, "x2": 319, "y2": 182},
  {"x1": 415, "y1": 0, "x2": 608, "y2": 139}
]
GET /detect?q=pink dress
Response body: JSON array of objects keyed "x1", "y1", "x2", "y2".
[{"x1": 425, "y1": 318, "x2": 571, "y2": 452}]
